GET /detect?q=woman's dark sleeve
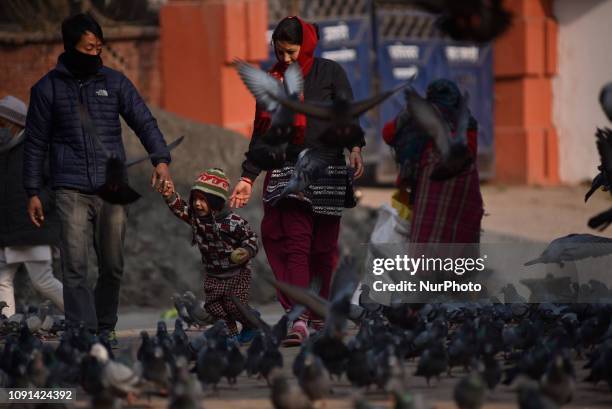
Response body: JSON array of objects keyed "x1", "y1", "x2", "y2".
[
  {"x1": 332, "y1": 62, "x2": 366, "y2": 150},
  {"x1": 240, "y1": 105, "x2": 271, "y2": 181}
]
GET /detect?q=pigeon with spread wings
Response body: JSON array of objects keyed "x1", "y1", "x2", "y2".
[
  {"x1": 403, "y1": 88, "x2": 473, "y2": 181},
  {"x1": 235, "y1": 60, "x2": 304, "y2": 169},
  {"x1": 265, "y1": 79, "x2": 412, "y2": 149}
]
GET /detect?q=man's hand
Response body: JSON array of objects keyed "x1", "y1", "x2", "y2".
[
  {"x1": 230, "y1": 247, "x2": 251, "y2": 264},
  {"x1": 28, "y1": 196, "x2": 44, "y2": 228},
  {"x1": 349, "y1": 147, "x2": 364, "y2": 179},
  {"x1": 151, "y1": 162, "x2": 172, "y2": 191},
  {"x1": 229, "y1": 179, "x2": 252, "y2": 208}
]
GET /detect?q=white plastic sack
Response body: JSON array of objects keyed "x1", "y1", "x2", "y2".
[{"x1": 351, "y1": 204, "x2": 411, "y2": 305}]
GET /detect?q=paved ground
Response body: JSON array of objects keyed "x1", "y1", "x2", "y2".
[{"x1": 81, "y1": 184, "x2": 612, "y2": 408}]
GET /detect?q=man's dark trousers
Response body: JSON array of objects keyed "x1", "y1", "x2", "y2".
[{"x1": 55, "y1": 189, "x2": 127, "y2": 332}]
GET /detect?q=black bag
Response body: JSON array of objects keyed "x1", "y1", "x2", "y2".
[{"x1": 76, "y1": 96, "x2": 141, "y2": 205}]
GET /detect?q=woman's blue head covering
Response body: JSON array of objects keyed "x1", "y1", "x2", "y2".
[{"x1": 427, "y1": 79, "x2": 462, "y2": 110}]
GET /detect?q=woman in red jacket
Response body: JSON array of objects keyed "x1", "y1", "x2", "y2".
[
  {"x1": 230, "y1": 16, "x2": 364, "y2": 346},
  {"x1": 382, "y1": 79, "x2": 483, "y2": 244}
]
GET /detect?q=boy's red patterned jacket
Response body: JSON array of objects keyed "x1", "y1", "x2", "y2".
[{"x1": 166, "y1": 193, "x2": 258, "y2": 278}]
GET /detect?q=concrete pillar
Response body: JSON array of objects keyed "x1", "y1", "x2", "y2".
[
  {"x1": 494, "y1": 0, "x2": 559, "y2": 185},
  {"x1": 159, "y1": 0, "x2": 268, "y2": 136}
]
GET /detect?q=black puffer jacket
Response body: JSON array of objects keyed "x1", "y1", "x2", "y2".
[
  {"x1": 0, "y1": 135, "x2": 59, "y2": 247},
  {"x1": 23, "y1": 57, "x2": 171, "y2": 196}
]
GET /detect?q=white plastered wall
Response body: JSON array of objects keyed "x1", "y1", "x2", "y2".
[{"x1": 553, "y1": 0, "x2": 612, "y2": 183}]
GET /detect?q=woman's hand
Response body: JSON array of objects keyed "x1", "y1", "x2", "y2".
[
  {"x1": 349, "y1": 147, "x2": 364, "y2": 179},
  {"x1": 230, "y1": 179, "x2": 253, "y2": 208}
]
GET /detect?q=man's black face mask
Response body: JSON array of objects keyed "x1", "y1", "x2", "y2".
[{"x1": 62, "y1": 48, "x2": 102, "y2": 79}]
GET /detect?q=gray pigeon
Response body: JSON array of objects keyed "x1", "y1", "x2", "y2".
[
  {"x1": 600, "y1": 82, "x2": 612, "y2": 122},
  {"x1": 589, "y1": 207, "x2": 612, "y2": 231},
  {"x1": 0, "y1": 300, "x2": 8, "y2": 317},
  {"x1": 454, "y1": 372, "x2": 486, "y2": 409},
  {"x1": 268, "y1": 78, "x2": 409, "y2": 124},
  {"x1": 404, "y1": 87, "x2": 472, "y2": 180},
  {"x1": 324, "y1": 256, "x2": 361, "y2": 338},
  {"x1": 267, "y1": 79, "x2": 411, "y2": 148},
  {"x1": 265, "y1": 278, "x2": 329, "y2": 320},
  {"x1": 524, "y1": 234, "x2": 612, "y2": 267},
  {"x1": 358, "y1": 284, "x2": 383, "y2": 313},
  {"x1": 518, "y1": 382, "x2": 560, "y2": 409},
  {"x1": 520, "y1": 275, "x2": 575, "y2": 303},
  {"x1": 25, "y1": 315, "x2": 42, "y2": 333},
  {"x1": 235, "y1": 60, "x2": 304, "y2": 169},
  {"x1": 172, "y1": 293, "x2": 194, "y2": 327},
  {"x1": 271, "y1": 147, "x2": 340, "y2": 205},
  {"x1": 269, "y1": 370, "x2": 313, "y2": 409},
  {"x1": 90, "y1": 343, "x2": 140, "y2": 403},
  {"x1": 169, "y1": 358, "x2": 203, "y2": 409},
  {"x1": 236, "y1": 59, "x2": 302, "y2": 145},
  {"x1": 585, "y1": 128, "x2": 612, "y2": 204},
  {"x1": 296, "y1": 349, "x2": 331, "y2": 402},
  {"x1": 540, "y1": 355, "x2": 575, "y2": 406},
  {"x1": 500, "y1": 283, "x2": 527, "y2": 303},
  {"x1": 182, "y1": 291, "x2": 214, "y2": 328}
]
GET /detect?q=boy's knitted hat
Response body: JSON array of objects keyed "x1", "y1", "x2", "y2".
[{"x1": 191, "y1": 168, "x2": 230, "y2": 210}]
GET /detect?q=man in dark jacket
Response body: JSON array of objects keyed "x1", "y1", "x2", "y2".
[
  {"x1": 0, "y1": 95, "x2": 64, "y2": 317},
  {"x1": 22, "y1": 13, "x2": 173, "y2": 340}
]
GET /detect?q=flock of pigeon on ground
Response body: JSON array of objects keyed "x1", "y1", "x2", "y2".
[{"x1": 2, "y1": 256, "x2": 612, "y2": 409}]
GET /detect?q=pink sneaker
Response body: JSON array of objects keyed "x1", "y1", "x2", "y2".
[{"x1": 281, "y1": 320, "x2": 308, "y2": 347}]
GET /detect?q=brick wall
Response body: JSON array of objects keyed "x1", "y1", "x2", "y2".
[{"x1": 0, "y1": 27, "x2": 161, "y2": 105}]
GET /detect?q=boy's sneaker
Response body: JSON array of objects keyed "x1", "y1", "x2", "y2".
[
  {"x1": 238, "y1": 327, "x2": 257, "y2": 345},
  {"x1": 281, "y1": 320, "x2": 308, "y2": 347},
  {"x1": 100, "y1": 330, "x2": 119, "y2": 349},
  {"x1": 108, "y1": 331, "x2": 119, "y2": 348}
]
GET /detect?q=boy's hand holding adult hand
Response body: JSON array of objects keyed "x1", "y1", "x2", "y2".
[
  {"x1": 230, "y1": 248, "x2": 251, "y2": 264},
  {"x1": 159, "y1": 180, "x2": 175, "y2": 199}
]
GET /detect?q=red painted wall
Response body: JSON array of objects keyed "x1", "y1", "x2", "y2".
[
  {"x1": 493, "y1": 0, "x2": 559, "y2": 185},
  {"x1": 159, "y1": 0, "x2": 268, "y2": 137}
]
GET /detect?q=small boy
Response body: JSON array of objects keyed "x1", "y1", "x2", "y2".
[{"x1": 160, "y1": 168, "x2": 259, "y2": 343}]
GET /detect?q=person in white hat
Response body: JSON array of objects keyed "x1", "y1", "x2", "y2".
[{"x1": 0, "y1": 95, "x2": 64, "y2": 317}]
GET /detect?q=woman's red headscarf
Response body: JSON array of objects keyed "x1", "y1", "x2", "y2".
[
  {"x1": 253, "y1": 17, "x2": 318, "y2": 145},
  {"x1": 270, "y1": 16, "x2": 318, "y2": 77}
]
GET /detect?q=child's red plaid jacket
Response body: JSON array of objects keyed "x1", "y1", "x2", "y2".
[{"x1": 166, "y1": 193, "x2": 258, "y2": 278}]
